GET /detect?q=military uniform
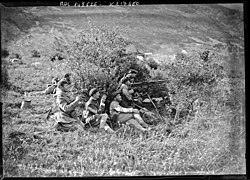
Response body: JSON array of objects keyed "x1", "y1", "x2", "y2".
[
  {"x1": 44, "y1": 85, "x2": 57, "y2": 94},
  {"x1": 109, "y1": 97, "x2": 149, "y2": 130},
  {"x1": 57, "y1": 77, "x2": 70, "y2": 86},
  {"x1": 43, "y1": 77, "x2": 60, "y2": 95},
  {"x1": 84, "y1": 88, "x2": 114, "y2": 134},
  {"x1": 54, "y1": 88, "x2": 82, "y2": 131},
  {"x1": 117, "y1": 70, "x2": 137, "y2": 90},
  {"x1": 110, "y1": 99, "x2": 134, "y2": 123},
  {"x1": 52, "y1": 76, "x2": 70, "y2": 95},
  {"x1": 117, "y1": 70, "x2": 138, "y2": 108},
  {"x1": 28, "y1": 77, "x2": 59, "y2": 96},
  {"x1": 84, "y1": 96, "x2": 105, "y2": 127}
]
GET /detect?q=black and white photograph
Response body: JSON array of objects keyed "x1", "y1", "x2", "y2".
[{"x1": 1, "y1": 2, "x2": 245, "y2": 177}]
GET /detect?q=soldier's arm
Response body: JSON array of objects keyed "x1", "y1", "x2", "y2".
[
  {"x1": 57, "y1": 96, "x2": 79, "y2": 113},
  {"x1": 98, "y1": 102, "x2": 105, "y2": 114},
  {"x1": 98, "y1": 95, "x2": 106, "y2": 112},
  {"x1": 128, "y1": 89, "x2": 134, "y2": 94},
  {"x1": 113, "y1": 101, "x2": 133, "y2": 113},
  {"x1": 118, "y1": 76, "x2": 126, "y2": 88},
  {"x1": 87, "y1": 104, "x2": 98, "y2": 114}
]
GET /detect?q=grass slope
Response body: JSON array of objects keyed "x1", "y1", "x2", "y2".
[{"x1": 1, "y1": 4, "x2": 245, "y2": 177}]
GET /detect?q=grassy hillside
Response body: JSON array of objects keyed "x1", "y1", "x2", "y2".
[{"x1": 1, "y1": 4, "x2": 245, "y2": 177}]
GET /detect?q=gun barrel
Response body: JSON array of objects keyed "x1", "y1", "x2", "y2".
[{"x1": 132, "y1": 79, "x2": 168, "y2": 86}]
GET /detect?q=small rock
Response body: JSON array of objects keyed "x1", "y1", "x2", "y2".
[
  {"x1": 10, "y1": 58, "x2": 21, "y2": 63},
  {"x1": 181, "y1": 49, "x2": 188, "y2": 54},
  {"x1": 20, "y1": 100, "x2": 31, "y2": 109}
]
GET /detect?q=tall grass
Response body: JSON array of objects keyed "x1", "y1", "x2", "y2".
[{"x1": 3, "y1": 105, "x2": 244, "y2": 176}]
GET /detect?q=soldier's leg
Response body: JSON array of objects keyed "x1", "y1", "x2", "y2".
[
  {"x1": 56, "y1": 122, "x2": 78, "y2": 132},
  {"x1": 74, "y1": 120, "x2": 85, "y2": 131},
  {"x1": 51, "y1": 98, "x2": 59, "y2": 114},
  {"x1": 117, "y1": 113, "x2": 134, "y2": 123},
  {"x1": 99, "y1": 114, "x2": 108, "y2": 129},
  {"x1": 98, "y1": 114, "x2": 114, "y2": 133},
  {"x1": 126, "y1": 119, "x2": 147, "y2": 131},
  {"x1": 133, "y1": 110, "x2": 149, "y2": 128}
]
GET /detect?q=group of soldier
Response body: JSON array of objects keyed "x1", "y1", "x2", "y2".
[{"x1": 46, "y1": 69, "x2": 152, "y2": 134}]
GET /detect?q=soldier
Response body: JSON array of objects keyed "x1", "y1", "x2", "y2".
[
  {"x1": 110, "y1": 91, "x2": 149, "y2": 132},
  {"x1": 44, "y1": 77, "x2": 60, "y2": 119},
  {"x1": 45, "y1": 77, "x2": 60, "y2": 95},
  {"x1": 27, "y1": 77, "x2": 60, "y2": 96},
  {"x1": 51, "y1": 77, "x2": 60, "y2": 95},
  {"x1": 57, "y1": 73, "x2": 71, "y2": 86},
  {"x1": 53, "y1": 73, "x2": 71, "y2": 95},
  {"x1": 118, "y1": 77, "x2": 135, "y2": 108},
  {"x1": 53, "y1": 79, "x2": 85, "y2": 132},
  {"x1": 117, "y1": 69, "x2": 138, "y2": 88},
  {"x1": 84, "y1": 88, "x2": 115, "y2": 134},
  {"x1": 118, "y1": 69, "x2": 147, "y2": 109}
]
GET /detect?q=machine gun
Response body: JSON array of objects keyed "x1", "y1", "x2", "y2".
[
  {"x1": 130, "y1": 80, "x2": 169, "y2": 123},
  {"x1": 131, "y1": 79, "x2": 169, "y2": 99},
  {"x1": 132, "y1": 79, "x2": 168, "y2": 86}
]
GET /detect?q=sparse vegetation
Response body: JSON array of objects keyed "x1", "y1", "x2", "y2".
[
  {"x1": 1, "y1": 4, "x2": 245, "y2": 177},
  {"x1": 31, "y1": 50, "x2": 41, "y2": 58}
]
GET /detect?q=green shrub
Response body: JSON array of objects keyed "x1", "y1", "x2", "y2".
[
  {"x1": 150, "y1": 51, "x2": 229, "y2": 120},
  {"x1": 54, "y1": 22, "x2": 153, "y2": 103}
]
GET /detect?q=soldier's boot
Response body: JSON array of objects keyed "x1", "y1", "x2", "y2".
[
  {"x1": 76, "y1": 121, "x2": 85, "y2": 131},
  {"x1": 99, "y1": 128, "x2": 106, "y2": 134},
  {"x1": 104, "y1": 125, "x2": 115, "y2": 134},
  {"x1": 133, "y1": 113, "x2": 149, "y2": 129},
  {"x1": 126, "y1": 119, "x2": 148, "y2": 131}
]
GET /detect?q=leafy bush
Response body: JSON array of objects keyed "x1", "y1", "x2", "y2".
[
  {"x1": 150, "y1": 51, "x2": 229, "y2": 120},
  {"x1": 54, "y1": 22, "x2": 153, "y2": 104},
  {"x1": 147, "y1": 58, "x2": 159, "y2": 70}
]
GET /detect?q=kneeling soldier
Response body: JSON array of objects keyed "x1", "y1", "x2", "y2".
[
  {"x1": 54, "y1": 80, "x2": 85, "y2": 132},
  {"x1": 84, "y1": 88, "x2": 114, "y2": 134},
  {"x1": 110, "y1": 91, "x2": 149, "y2": 132}
]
